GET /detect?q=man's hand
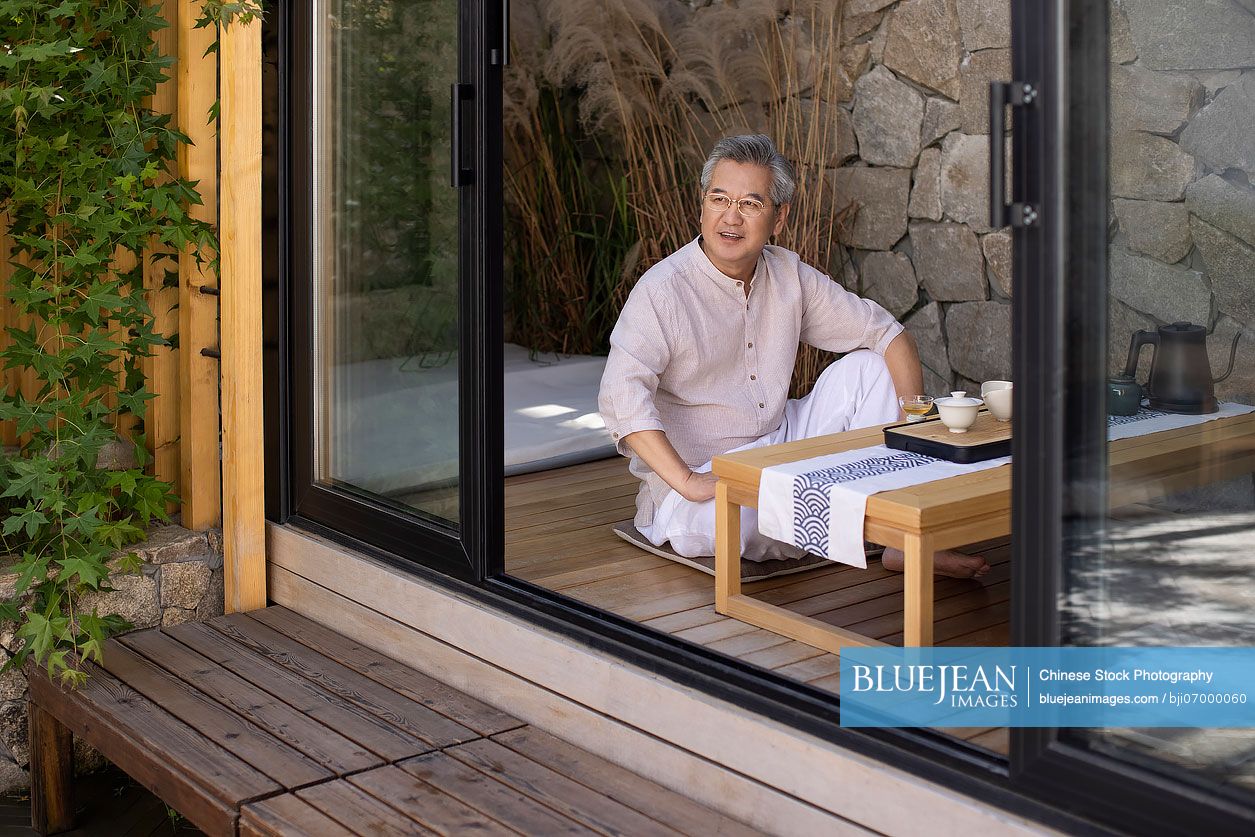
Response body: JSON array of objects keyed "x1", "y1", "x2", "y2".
[{"x1": 679, "y1": 470, "x2": 719, "y2": 503}]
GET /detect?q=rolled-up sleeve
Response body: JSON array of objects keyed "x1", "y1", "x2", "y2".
[
  {"x1": 598, "y1": 284, "x2": 672, "y2": 456},
  {"x1": 798, "y1": 263, "x2": 904, "y2": 355}
]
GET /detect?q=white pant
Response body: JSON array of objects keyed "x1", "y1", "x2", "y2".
[{"x1": 641, "y1": 351, "x2": 900, "y2": 561}]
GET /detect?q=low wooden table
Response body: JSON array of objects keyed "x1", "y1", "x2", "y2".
[{"x1": 711, "y1": 411, "x2": 1255, "y2": 653}]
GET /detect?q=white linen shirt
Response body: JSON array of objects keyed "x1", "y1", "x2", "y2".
[{"x1": 598, "y1": 237, "x2": 905, "y2": 527}]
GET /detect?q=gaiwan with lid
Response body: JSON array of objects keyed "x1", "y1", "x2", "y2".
[{"x1": 934, "y1": 391, "x2": 984, "y2": 433}]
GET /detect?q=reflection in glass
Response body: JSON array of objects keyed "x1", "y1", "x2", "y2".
[
  {"x1": 1066, "y1": 0, "x2": 1255, "y2": 799},
  {"x1": 312, "y1": 0, "x2": 460, "y2": 524}
]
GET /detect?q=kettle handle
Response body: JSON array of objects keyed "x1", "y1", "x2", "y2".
[
  {"x1": 1213, "y1": 330, "x2": 1242, "y2": 384},
  {"x1": 1123, "y1": 329, "x2": 1159, "y2": 381}
]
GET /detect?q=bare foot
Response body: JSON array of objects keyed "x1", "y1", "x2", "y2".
[{"x1": 880, "y1": 547, "x2": 990, "y2": 579}]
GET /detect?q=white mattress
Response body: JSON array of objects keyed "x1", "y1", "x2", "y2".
[{"x1": 331, "y1": 344, "x2": 617, "y2": 495}]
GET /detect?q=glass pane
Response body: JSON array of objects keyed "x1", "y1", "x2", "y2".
[
  {"x1": 311, "y1": 0, "x2": 460, "y2": 525},
  {"x1": 1063, "y1": 0, "x2": 1255, "y2": 798}
]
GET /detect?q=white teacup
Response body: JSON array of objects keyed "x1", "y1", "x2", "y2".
[
  {"x1": 934, "y1": 392, "x2": 983, "y2": 433},
  {"x1": 981, "y1": 380, "x2": 1012, "y2": 396},
  {"x1": 981, "y1": 381, "x2": 1013, "y2": 421}
]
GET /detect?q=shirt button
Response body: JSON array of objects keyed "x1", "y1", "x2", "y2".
[
  {"x1": 611, "y1": 432, "x2": 619, "y2": 439},
  {"x1": 736, "y1": 281, "x2": 743, "y2": 287},
  {"x1": 750, "y1": 375, "x2": 757, "y2": 380},
  {"x1": 758, "y1": 402, "x2": 765, "y2": 408},
  {"x1": 747, "y1": 342, "x2": 754, "y2": 348}
]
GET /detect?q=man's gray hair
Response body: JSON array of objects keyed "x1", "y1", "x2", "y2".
[{"x1": 700, "y1": 134, "x2": 797, "y2": 207}]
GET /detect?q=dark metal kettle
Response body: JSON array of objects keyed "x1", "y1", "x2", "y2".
[{"x1": 1122, "y1": 322, "x2": 1241, "y2": 414}]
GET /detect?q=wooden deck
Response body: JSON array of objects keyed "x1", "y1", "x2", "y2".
[
  {"x1": 505, "y1": 458, "x2": 1011, "y2": 757},
  {"x1": 29, "y1": 606, "x2": 762, "y2": 835}
]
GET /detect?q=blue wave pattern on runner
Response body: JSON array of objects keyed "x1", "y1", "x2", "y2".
[
  {"x1": 792, "y1": 452, "x2": 937, "y2": 555},
  {"x1": 1107, "y1": 408, "x2": 1169, "y2": 427}
]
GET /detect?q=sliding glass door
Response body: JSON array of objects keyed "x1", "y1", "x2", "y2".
[
  {"x1": 277, "y1": 0, "x2": 504, "y2": 580},
  {"x1": 1012, "y1": 1, "x2": 1255, "y2": 831}
]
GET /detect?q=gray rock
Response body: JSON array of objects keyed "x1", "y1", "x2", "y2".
[
  {"x1": 1209, "y1": 317, "x2": 1255, "y2": 404},
  {"x1": 1110, "y1": 0, "x2": 1137, "y2": 64},
  {"x1": 921, "y1": 97, "x2": 960, "y2": 147},
  {"x1": 161, "y1": 606, "x2": 197, "y2": 627},
  {"x1": 160, "y1": 560, "x2": 212, "y2": 610},
  {"x1": 1191, "y1": 216, "x2": 1255, "y2": 328},
  {"x1": 1109, "y1": 299, "x2": 1157, "y2": 376},
  {"x1": 1193, "y1": 70, "x2": 1243, "y2": 96},
  {"x1": 959, "y1": 49, "x2": 1011, "y2": 135},
  {"x1": 135, "y1": 524, "x2": 209, "y2": 565},
  {"x1": 1110, "y1": 65, "x2": 1202, "y2": 136},
  {"x1": 831, "y1": 166, "x2": 912, "y2": 251},
  {"x1": 801, "y1": 100, "x2": 858, "y2": 166},
  {"x1": 95, "y1": 438, "x2": 137, "y2": 471},
  {"x1": 909, "y1": 147, "x2": 943, "y2": 220},
  {"x1": 0, "y1": 701, "x2": 26, "y2": 766},
  {"x1": 860, "y1": 251, "x2": 918, "y2": 317},
  {"x1": 851, "y1": 66, "x2": 925, "y2": 167},
  {"x1": 956, "y1": 0, "x2": 1010, "y2": 50},
  {"x1": 842, "y1": 12, "x2": 885, "y2": 46},
  {"x1": 883, "y1": 0, "x2": 963, "y2": 99},
  {"x1": 946, "y1": 301, "x2": 1012, "y2": 382},
  {"x1": 1110, "y1": 133, "x2": 1197, "y2": 201},
  {"x1": 982, "y1": 230, "x2": 1013, "y2": 297},
  {"x1": 79, "y1": 571, "x2": 159, "y2": 630},
  {"x1": 0, "y1": 755, "x2": 27, "y2": 795},
  {"x1": 1179, "y1": 75, "x2": 1255, "y2": 178},
  {"x1": 904, "y1": 302, "x2": 953, "y2": 395},
  {"x1": 197, "y1": 567, "x2": 225, "y2": 620},
  {"x1": 1113, "y1": 199, "x2": 1193, "y2": 263},
  {"x1": 911, "y1": 222, "x2": 987, "y2": 300},
  {"x1": 940, "y1": 133, "x2": 998, "y2": 232},
  {"x1": 1122, "y1": 0, "x2": 1255, "y2": 70},
  {"x1": 846, "y1": 0, "x2": 899, "y2": 14},
  {"x1": 1186, "y1": 174, "x2": 1255, "y2": 246},
  {"x1": 1109, "y1": 249, "x2": 1211, "y2": 324}
]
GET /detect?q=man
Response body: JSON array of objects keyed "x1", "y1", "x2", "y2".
[{"x1": 598, "y1": 134, "x2": 989, "y2": 578}]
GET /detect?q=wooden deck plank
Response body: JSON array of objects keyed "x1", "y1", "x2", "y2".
[
  {"x1": 122, "y1": 630, "x2": 382, "y2": 776},
  {"x1": 297, "y1": 780, "x2": 437, "y2": 836},
  {"x1": 399, "y1": 751, "x2": 591, "y2": 835},
  {"x1": 240, "y1": 794, "x2": 356, "y2": 837},
  {"x1": 98, "y1": 641, "x2": 331, "y2": 789},
  {"x1": 27, "y1": 663, "x2": 274, "y2": 837},
  {"x1": 208, "y1": 613, "x2": 483, "y2": 748},
  {"x1": 165, "y1": 621, "x2": 436, "y2": 762},
  {"x1": 446, "y1": 738, "x2": 683, "y2": 837},
  {"x1": 738, "y1": 641, "x2": 828, "y2": 670},
  {"x1": 494, "y1": 727, "x2": 763, "y2": 837},
  {"x1": 250, "y1": 606, "x2": 522, "y2": 736},
  {"x1": 348, "y1": 765, "x2": 517, "y2": 835}
]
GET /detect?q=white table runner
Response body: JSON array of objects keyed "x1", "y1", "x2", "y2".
[{"x1": 758, "y1": 402, "x2": 1255, "y2": 567}]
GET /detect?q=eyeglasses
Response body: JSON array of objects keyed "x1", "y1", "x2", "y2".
[{"x1": 703, "y1": 192, "x2": 770, "y2": 219}]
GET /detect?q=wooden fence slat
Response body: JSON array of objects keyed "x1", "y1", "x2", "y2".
[
  {"x1": 220, "y1": 10, "x2": 266, "y2": 611},
  {"x1": 178, "y1": 0, "x2": 224, "y2": 531}
]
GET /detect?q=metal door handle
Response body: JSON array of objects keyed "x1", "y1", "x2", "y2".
[
  {"x1": 450, "y1": 83, "x2": 474, "y2": 188},
  {"x1": 989, "y1": 81, "x2": 1038, "y2": 228}
]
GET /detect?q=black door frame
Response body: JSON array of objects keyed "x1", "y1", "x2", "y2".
[
  {"x1": 1011, "y1": 2, "x2": 1255, "y2": 833},
  {"x1": 261, "y1": 1, "x2": 1253, "y2": 833},
  {"x1": 265, "y1": 0, "x2": 503, "y2": 583}
]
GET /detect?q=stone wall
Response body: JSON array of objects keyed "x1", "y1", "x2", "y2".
[
  {"x1": 830, "y1": 0, "x2": 1013, "y2": 396},
  {"x1": 0, "y1": 524, "x2": 224, "y2": 794},
  {"x1": 1108, "y1": 0, "x2": 1255, "y2": 404}
]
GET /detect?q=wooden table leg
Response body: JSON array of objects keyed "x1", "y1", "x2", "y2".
[
  {"x1": 29, "y1": 703, "x2": 74, "y2": 834},
  {"x1": 903, "y1": 533, "x2": 935, "y2": 647},
  {"x1": 714, "y1": 481, "x2": 741, "y2": 613}
]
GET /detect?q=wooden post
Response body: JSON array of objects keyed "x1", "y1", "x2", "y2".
[
  {"x1": 219, "y1": 13, "x2": 267, "y2": 612},
  {"x1": 177, "y1": 0, "x2": 223, "y2": 531},
  {"x1": 144, "y1": 0, "x2": 184, "y2": 515},
  {"x1": 28, "y1": 704, "x2": 74, "y2": 834}
]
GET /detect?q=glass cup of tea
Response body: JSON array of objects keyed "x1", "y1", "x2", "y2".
[{"x1": 899, "y1": 395, "x2": 934, "y2": 422}]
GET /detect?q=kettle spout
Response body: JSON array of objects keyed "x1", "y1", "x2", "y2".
[{"x1": 1213, "y1": 331, "x2": 1242, "y2": 384}]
